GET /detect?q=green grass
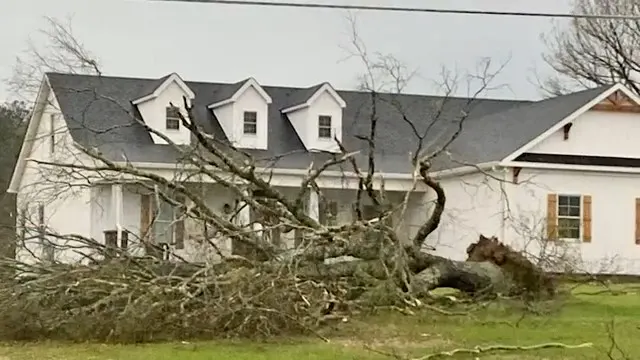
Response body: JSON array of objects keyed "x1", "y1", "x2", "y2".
[{"x1": 0, "y1": 283, "x2": 639, "y2": 359}]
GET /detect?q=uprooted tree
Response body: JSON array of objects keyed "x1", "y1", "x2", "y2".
[{"x1": 2, "y1": 15, "x2": 557, "y2": 342}]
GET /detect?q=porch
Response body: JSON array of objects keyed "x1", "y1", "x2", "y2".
[{"x1": 91, "y1": 182, "x2": 428, "y2": 263}]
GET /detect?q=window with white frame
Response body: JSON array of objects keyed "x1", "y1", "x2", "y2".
[
  {"x1": 153, "y1": 199, "x2": 175, "y2": 244},
  {"x1": 557, "y1": 195, "x2": 581, "y2": 239},
  {"x1": 318, "y1": 115, "x2": 332, "y2": 139},
  {"x1": 243, "y1": 111, "x2": 257, "y2": 135},
  {"x1": 165, "y1": 106, "x2": 181, "y2": 130}
]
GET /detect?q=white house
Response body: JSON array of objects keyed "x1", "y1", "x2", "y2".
[{"x1": 8, "y1": 72, "x2": 640, "y2": 275}]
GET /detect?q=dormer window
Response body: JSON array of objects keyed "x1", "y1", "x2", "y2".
[
  {"x1": 165, "y1": 106, "x2": 181, "y2": 130},
  {"x1": 318, "y1": 115, "x2": 332, "y2": 139},
  {"x1": 243, "y1": 111, "x2": 257, "y2": 135}
]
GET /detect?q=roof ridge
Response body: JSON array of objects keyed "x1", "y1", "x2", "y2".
[{"x1": 45, "y1": 72, "x2": 539, "y2": 103}]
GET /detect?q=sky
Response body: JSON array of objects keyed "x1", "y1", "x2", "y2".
[{"x1": 0, "y1": 0, "x2": 573, "y2": 103}]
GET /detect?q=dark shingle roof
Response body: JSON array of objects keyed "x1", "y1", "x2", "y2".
[
  {"x1": 281, "y1": 82, "x2": 326, "y2": 110},
  {"x1": 208, "y1": 77, "x2": 250, "y2": 105},
  {"x1": 45, "y1": 72, "x2": 611, "y2": 173}
]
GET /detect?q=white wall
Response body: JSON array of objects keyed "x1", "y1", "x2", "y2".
[
  {"x1": 136, "y1": 80, "x2": 192, "y2": 145},
  {"x1": 503, "y1": 168, "x2": 640, "y2": 275},
  {"x1": 422, "y1": 166, "x2": 640, "y2": 275},
  {"x1": 211, "y1": 85, "x2": 269, "y2": 150},
  {"x1": 426, "y1": 171, "x2": 507, "y2": 261},
  {"x1": 306, "y1": 91, "x2": 343, "y2": 152},
  {"x1": 530, "y1": 110, "x2": 640, "y2": 157},
  {"x1": 16, "y1": 87, "x2": 93, "y2": 265},
  {"x1": 287, "y1": 89, "x2": 343, "y2": 153}
]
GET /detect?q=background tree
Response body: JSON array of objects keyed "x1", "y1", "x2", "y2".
[
  {"x1": 540, "y1": 0, "x2": 640, "y2": 96},
  {"x1": 0, "y1": 100, "x2": 29, "y2": 259}
]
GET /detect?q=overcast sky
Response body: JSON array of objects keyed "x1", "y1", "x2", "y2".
[{"x1": 0, "y1": 0, "x2": 572, "y2": 102}]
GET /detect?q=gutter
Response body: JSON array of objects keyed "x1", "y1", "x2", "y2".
[{"x1": 111, "y1": 160, "x2": 501, "y2": 181}]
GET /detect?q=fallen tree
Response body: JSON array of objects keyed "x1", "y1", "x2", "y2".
[{"x1": 4, "y1": 15, "x2": 559, "y2": 343}]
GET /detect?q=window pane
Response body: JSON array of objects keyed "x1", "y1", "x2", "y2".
[
  {"x1": 568, "y1": 228, "x2": 580, "y2": 239},
  {"x1": 244, "y1": 111, "x2": 257, "y2": 123},
  {"x1": 558, "y1": 196, "x2": 569, "y2": 206},
  {"x1": 569, "y1": 196, "x2": 581, "y2": 206},
  {"x1": 166, "y1": 119, "x2": 180, "y2": 130},
  {"x1": 166, "y1": 107, "x2": 180, "y2": 118},
  {"x1": 244, "y1": 123, "x2": 257, "y2": 134},
  {"x1": 568, "y1": 205, "x2": 580, "y2": 217},
  {"x1": 558, "y1": 217, "x2": 580, "y2": 228},
  {"x1": 319, "y1": 127, "x2": 331, "y2": 138},
  {"x1": 558, "y1": 205, "x2": 569, "y2": 217},
  {"x1": 157, "y1": 200, "x2": 173, "y2": 222},
  {"x1": 154, "y1": 221, "x2": 172, "y2": 244},
  {"x1": 319, "y1": 116, "x2": 331, "y2": 127}
]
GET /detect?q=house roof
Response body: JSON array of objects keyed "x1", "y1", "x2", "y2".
[{"x1": 45, "y1": 72, "x2": 613, "y2": 174}]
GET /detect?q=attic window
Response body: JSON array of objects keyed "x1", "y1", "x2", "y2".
[
  {"x1": 165, "y1": 107, "x2": 181, "y2": 130},
  {"x1": 318, "y1": 115, "x2": 332, "y2": 139},
  {"x1": 243, "y1": 111, "x2": 257, "y2": 135}
]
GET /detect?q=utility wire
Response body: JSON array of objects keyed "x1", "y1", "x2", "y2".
[{"x1": 150, "y1": 0, "x2": 640, "y2": 20}]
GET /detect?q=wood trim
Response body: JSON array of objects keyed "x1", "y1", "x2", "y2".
[
  {"x1": 592, "y1": 90, "x2": 640, "y2": 113},
  {"x1": 582, "y1": 195, "x2": 592, "y2": 243},
  {"x1": 635, "y1": 198, "x2": 640, "y2": 245},
  {"x1": 546, "y1": 194, "x2": 558, "y2": 240}
]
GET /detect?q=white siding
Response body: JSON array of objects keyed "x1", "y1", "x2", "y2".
[
  {"x1": 136, "y1": 80, "x2": 192, "y2": 145},
  {"x1": 424, "y1": 167, "x2": 640, "y2": 275},
  {"x1": 529, "y1": 110, "x2": 640, "y2": 158},
  {"x1": 427, "y1": 172, "x2": 507, "y2": 261},
  {"x1": 286, "y1": 89, "x2": 343, "y2": 153},
  {"x1": 504, "y1": 169, "x2": 640, "y2": 275},
  {"x1": 16, "y1": 89, "x2": 93, "y2": 265},
  {"x1": 212, "y1": 85, "x2": 269, "y2": 150}
]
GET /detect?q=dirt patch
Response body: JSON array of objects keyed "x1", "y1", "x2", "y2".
[{"x1": 334, "y1": 332, "x2": 451, "y2": 351}]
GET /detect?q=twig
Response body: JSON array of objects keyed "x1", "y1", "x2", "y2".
[{"x1": 411, "y1": 342, "x2": 593, "y2": 360}]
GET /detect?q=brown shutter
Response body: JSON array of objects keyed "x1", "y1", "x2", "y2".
[
  {"x1": 174, "y1": 197, "x2": 185, "y2": 250},
  {"x1": 140, "y1": 194, "x2": 152, "y2": 242},
  {"x1": 582, "y1": 195, "x2": 592, "y2": 243},
  {"x1": 546, "y1": 194, "x2": 558, "y2": 240},
  {"x1": 635, "y1": 198, "x2": 640, "y2": 245}
]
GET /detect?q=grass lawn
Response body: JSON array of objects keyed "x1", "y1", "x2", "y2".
[{"x1": 0, "y1": 283, "x2": 638, "y2": 359}]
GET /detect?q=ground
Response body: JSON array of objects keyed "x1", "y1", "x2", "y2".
[{"x1": 0, "y1": 283, "x2": 637, "y2": 360}]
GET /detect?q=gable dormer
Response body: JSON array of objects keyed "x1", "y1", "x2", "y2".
[
  {"x1": 132, "y1": 73, "x2": 195, "y2": 145},
  {"x1": 207, "y1": 78, "x2": 272, "y2": 150},
  {"x1": 281, "y1": 82, "x2": 346, "y2": 153}
]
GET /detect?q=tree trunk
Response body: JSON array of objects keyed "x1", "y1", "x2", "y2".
[{"x1": 411, "y1": 258, "x2": 512, "y2": 296}]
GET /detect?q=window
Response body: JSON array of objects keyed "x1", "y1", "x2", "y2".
[
  {"x1": 49, "y1": 114, "x2": 56, "y2": 155},
  {"x1": 318, "y1": 115, "x2": 332, "y2": 139},
  {"x1": 153, "y1": 199, "x2": 175, "y2": 244},
  {"x1": 319, "y1": 200, "x2": 339, "y2": 226},
  {"x1": 557, "y1": 195, "x2": 581, "y2": 239},
  {"x1": 166, "y1": 106, "x2": 181, "y2": 130},
  {"x1": 243, "y1": 111, "x2": 257, "y2": 135}
]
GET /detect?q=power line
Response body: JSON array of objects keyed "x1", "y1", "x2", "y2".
[{"x1": 149, "y1": 0, "x2": 640, "y2": 20}]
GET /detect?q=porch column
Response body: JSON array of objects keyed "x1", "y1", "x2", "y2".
[
  {"x1": 111, "y1": 183, "x2": 123, "y2": 244},
  {"x1": 307, "y1": 189, "x2": 319, "y2": 222},
  {"x1": 237, "y1": 190, "x2": 251, "y2": 227}
]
